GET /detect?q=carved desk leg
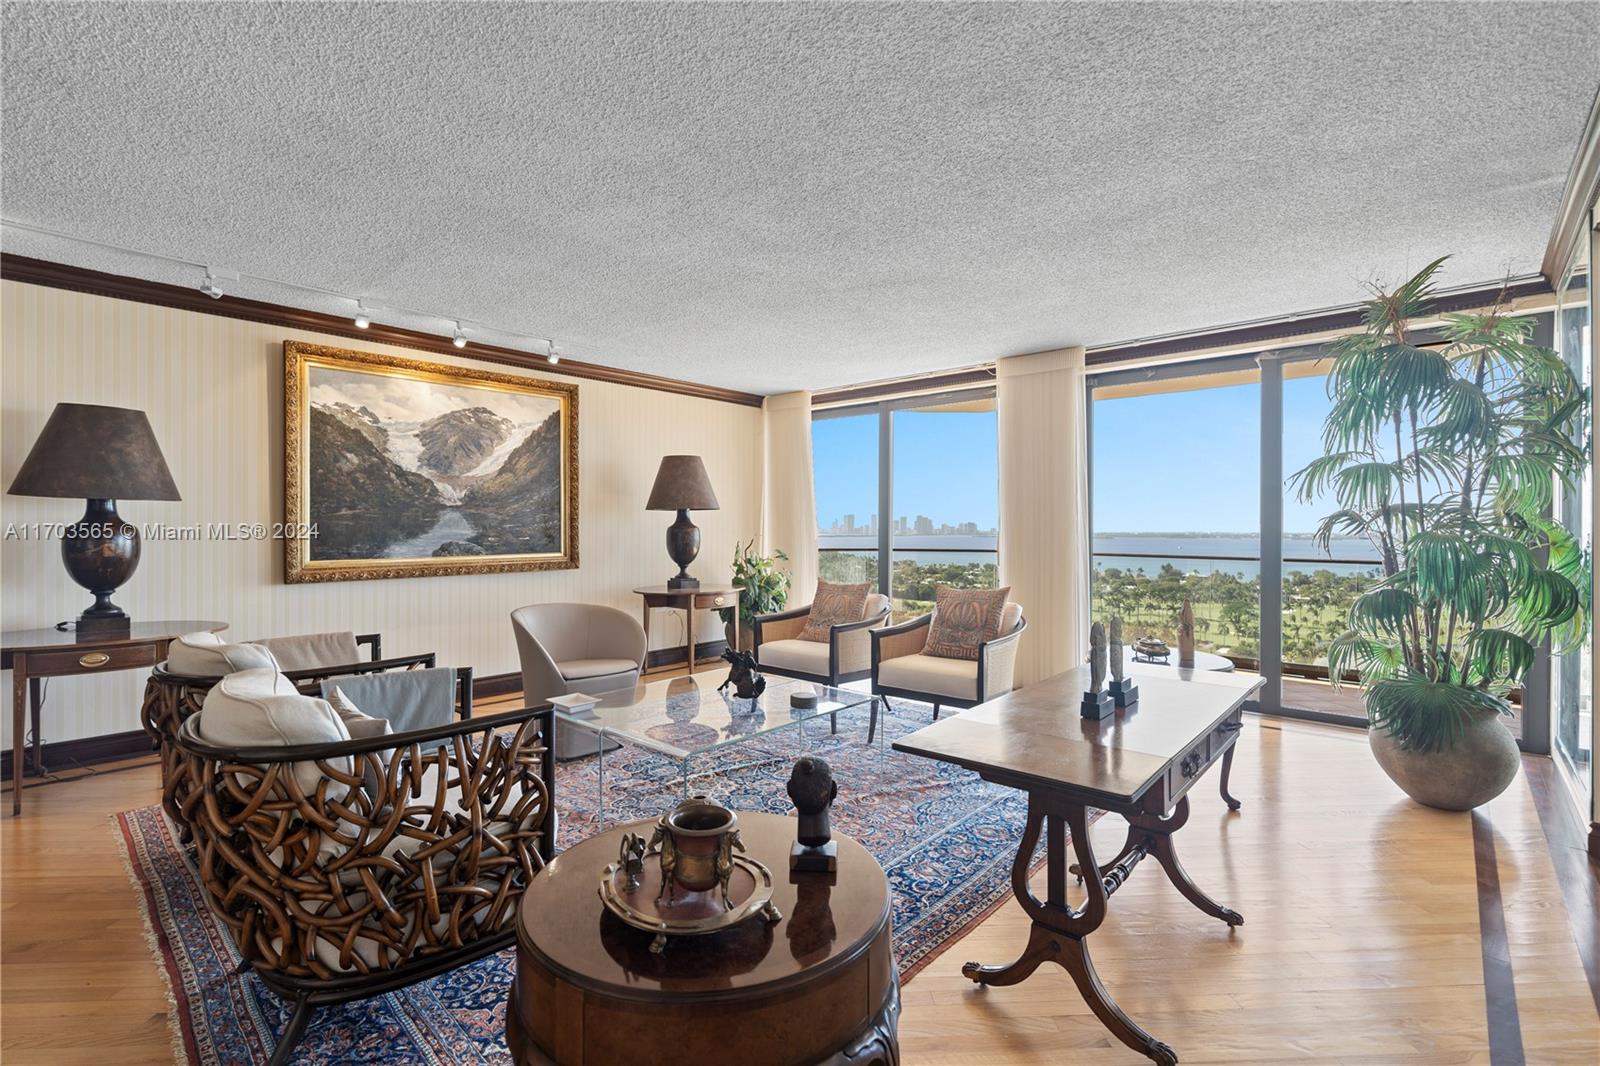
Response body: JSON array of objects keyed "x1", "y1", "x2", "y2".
[
  {"x1": 963, "y1": 796, "x2": 1178, "y2": 1066},
  {"x1": 1219, "y1": 744, "x2": 1242, "y2": 811},
  {"x1": 1133, "y1": 795, "x2": 1243, "y2": 927}
]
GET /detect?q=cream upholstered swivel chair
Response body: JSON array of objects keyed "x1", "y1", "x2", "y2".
[
  {"x1": 869, "y1": 599, "x2": 1026, "y2": 742},
  {"x1": 511, "y1": 603, "x2": 648, "y2": 759}
]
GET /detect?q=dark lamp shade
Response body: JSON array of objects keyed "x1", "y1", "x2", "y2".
[
  {"x1": 7, "y1": 403, "x2": 181, "y2": 501},
  {"x1": 646, "y1": 455, "x2": 719, "y2": 511}
]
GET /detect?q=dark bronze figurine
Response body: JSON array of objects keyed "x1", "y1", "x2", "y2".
[{"x1": 718, "y1": 647, "x2": 766, "y2": 699}]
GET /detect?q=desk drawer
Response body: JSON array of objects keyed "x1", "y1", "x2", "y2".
[
  {"x1": 24, "y1": 642, "x2": 160, "y2": 676},
  {"x1": 1208, "y1": 709, "x2": 1244, "y2": 759},
  {"x1": 1165, "y1": 736, "x2": 1212, "y2": 805}
]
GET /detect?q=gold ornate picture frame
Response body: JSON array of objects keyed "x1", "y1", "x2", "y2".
[{"x1": 284, "y1": 341, "x2": 578, "y2": 583}]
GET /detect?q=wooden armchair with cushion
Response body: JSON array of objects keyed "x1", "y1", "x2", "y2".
[
  {"x1": 753, "y1": 581, "x2": 892, "y2": 734},
  {"x1": 173, "y1": 668, "x2": 554, "y2": 1066},
  {"x1": 142, "y1": 630, "x2": 464, "y2": 828},
  {"x1": 870, "y1": 586, "x2": 1026, "y2": 742}
]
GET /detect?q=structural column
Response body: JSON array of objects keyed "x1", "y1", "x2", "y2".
[{"x1": 1256, "y1": 353, "x2": 1283, "y2": 715}]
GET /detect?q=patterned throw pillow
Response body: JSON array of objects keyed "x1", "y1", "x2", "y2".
[
  {"x1": 798, "y1": 580, "x2": 872, "y2": 642},
  {"x1": 924, "y1": 585, "x2": 1013, "y2": 660}
]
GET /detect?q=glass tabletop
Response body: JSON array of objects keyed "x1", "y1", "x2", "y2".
[{"x1": 548, "y1": 673, "x2": 871, "y2": 760}]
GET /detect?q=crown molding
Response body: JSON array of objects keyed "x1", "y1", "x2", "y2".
[
  {"x1": 1542, "y1": 82, "x2": 1600, "y2": 284},
  {"x1": 0, "y1": 254, "x2": 764, "y2": 408}
]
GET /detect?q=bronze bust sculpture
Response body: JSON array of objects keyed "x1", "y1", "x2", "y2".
[{"x1": 787, "y1": 756, "x2": 839, "y2": 870}]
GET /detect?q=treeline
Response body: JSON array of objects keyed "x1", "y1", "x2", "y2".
[{"x1": 817, "y1": 554, "x2": 1377, "y2": 665}]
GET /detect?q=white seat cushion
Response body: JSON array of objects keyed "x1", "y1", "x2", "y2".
[
  {"x1": 164, "y1": 631, "x2": 280, "y2": 678},
  {"x1": 877, "y1": 653, "x2": 979, "y2": 702},
  {"x1": 758, "y1": 638, "x2": 831, "y2": 677},
  {"x1": 558, "y1": 657, "x2": 640, "y2": 681},
  {"x1": 197, "y1": 668, "x2": 352, "y2": 794}
]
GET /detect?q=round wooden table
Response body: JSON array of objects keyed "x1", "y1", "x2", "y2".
[
  {"x1": 509, "y1": 812, "x2": 899, "y2": 1066},
  {"x1": 1119, "y1": 644, "x2": 1235, "y2": 672}
]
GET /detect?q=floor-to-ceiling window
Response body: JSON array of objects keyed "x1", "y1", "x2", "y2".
[
  {"x1": 813, "y1": 410, "x2": 879, "y2": 587},
  {"x1": 1090, "y1": 361, "x2": 1263, "y2": 668},
  {"x1": 814, "y1": 390, "x2": 998, "y2": 618},
  {"x1": 1090, "y1": 323, "x2": 1553, "y2": 729},
  {"x1": 889, "y1": 398, "x2": 999, "y2": 618},
  {"x1": 1555, "y1": 218, "x2": 1593, "y2": 811}
]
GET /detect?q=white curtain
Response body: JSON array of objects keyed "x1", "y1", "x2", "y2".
[
  {"x1": 761, "y1": 391, "x2": 819, "y2": 604},
  {"x1": 998, "y1": 347, "x2": 1090, "y2": 687}
]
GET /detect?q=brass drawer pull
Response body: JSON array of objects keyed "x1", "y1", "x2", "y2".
[
  {"x1": 78, "y1": 652, "x2": 111, "y2": 668},
  {"x1": 1216, "y1": 721, "x2": 1243, "y2": 734},
  {"x1": 713, "y1": 596, "x2": 727, "y2": 607}
]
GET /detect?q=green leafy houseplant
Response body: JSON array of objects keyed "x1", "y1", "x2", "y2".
[
  {"x1": 1291, "y1": 258, "x2": 1588, "y2": 759},
  {"x1": 719, "y1": 539, "x2": 790, "y2": 629}
]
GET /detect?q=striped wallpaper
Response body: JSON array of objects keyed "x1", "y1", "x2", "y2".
[{"x1": 0, "y1": 280, "x2": 764, "y2": 745}]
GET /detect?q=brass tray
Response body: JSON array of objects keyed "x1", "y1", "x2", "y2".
[{"x1": 599, "y1": 849, "x2": 781, "y2": 953}]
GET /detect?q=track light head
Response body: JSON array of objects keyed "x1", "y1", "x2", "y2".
[
  {"x1": 547, "y1": 340, "x2": 559, "y2": 365},
  {"x1": 354, "y1": 302, "x2": 372, "y2": 329},
  {"x1": 199, "y1": 270, "x2": 225, "y2": 299},
  {"x1": 452, "y1": 322, "x2": 468, "y2": 348}
]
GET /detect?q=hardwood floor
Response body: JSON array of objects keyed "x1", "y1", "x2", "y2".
[{"x1": 2, "y1": 686, "x2": 1597, "y2": 1064}]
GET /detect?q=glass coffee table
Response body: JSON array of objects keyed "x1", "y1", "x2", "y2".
[{"x1": 550, "y1": 672, "x2": 875, "y2": 827}]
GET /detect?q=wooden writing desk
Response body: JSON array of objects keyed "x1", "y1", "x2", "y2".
[{"x1": 894, "y1": 664, "x2": 1263, "y2": 1065}]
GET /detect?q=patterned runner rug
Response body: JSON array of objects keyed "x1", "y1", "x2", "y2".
[{"x1": 118, "y1": 696, "x2": 1086, "y2": 1065}]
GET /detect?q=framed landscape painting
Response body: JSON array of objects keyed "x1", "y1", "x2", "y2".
[{"x1": 284, "y1": 341, "x2": 578, "y2": 582}]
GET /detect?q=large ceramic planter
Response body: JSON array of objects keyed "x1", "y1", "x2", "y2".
[{"x1": 1368, "y1": 706, "x2": 1520, "y2": 811}]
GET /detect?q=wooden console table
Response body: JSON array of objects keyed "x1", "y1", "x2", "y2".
[
  {"x1": 632, "y1": 585, "x2": 739, "y2": 676},
  {"x1": 2, "y1": 620, "x2": 227, "y2": 815},
  {"x1": 894, "y1": 665, "x2": 1262, "y2": 1065},
  {"x1": 508, "y1": 811, "x2": 898, "y2": 1065}
]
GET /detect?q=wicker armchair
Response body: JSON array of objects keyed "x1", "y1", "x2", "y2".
[
  {"x1": 141, "y1": 631, "x2": 467, "y2": 829},
  {"x1": 752, "y1": 593, "x2": 891, "y2": 734},
  {"x1": 173, "y1": 699, "x2": 555, "y2": 1066},
  {"x1": 869, "y1": 604, "x2": 1026, "y2": 742}
]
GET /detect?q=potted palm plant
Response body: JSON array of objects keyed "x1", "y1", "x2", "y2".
[
  {"x1": 1292, "y1": 258, "x2": 1588, "y2": 810},
  {"x1": 720, "y1": 540, "x2": 790, "y2": 652}
]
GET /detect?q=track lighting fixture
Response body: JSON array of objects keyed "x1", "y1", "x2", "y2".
[
  {"x1": 199, "y1": 269, "x2": 225, "y2": 299},
  {"x1": 547, "y1": 341, "x2": 560, "y2": 365},
  {"x1": 354, "y1": 302, "x2": 372, "y2": 329},
  {"x1": 452, "y1": 322, "x2": 468, "y2": 348}
]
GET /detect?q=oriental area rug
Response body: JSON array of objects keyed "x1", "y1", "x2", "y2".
[{"x1": 118, "y1": 697, "x2": 1092, "y2": 1065}]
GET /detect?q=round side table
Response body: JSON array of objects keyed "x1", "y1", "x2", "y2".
[{"x1": 509, "y1": 812, "x2": 899, "y2": 1066}]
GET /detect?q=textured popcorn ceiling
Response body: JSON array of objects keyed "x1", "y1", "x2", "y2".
[{"x1": 3, "y1": 2, "x2": 1597, "y2": 394}]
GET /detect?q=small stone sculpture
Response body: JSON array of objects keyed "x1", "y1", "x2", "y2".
[
  {"x1": 1089, "y1": 621, "x2": 1108, "y2": 692},
  {"x1": 1081, "y1": 622, "x2": 1114, "y2": 719},
  {"x1": 1108, "y1": 616, "x2": 1125, "y2": 683},
  {"x1": 787, "y1": 756, "x2": 839, "y2": 871},
  {"x1": 1108, "y1": 615, "x2": 1138, "y2": 707},
  {"x1": 718, "y1": 647, "x2": 766, "y2": 699},
  {"x1": 1178, "y1": 599, "x2": 1196, "y2": 668}
]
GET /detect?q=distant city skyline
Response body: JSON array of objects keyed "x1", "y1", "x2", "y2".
[{"x1": 820, "y1": 513, "x2": 998, "y2": 538}]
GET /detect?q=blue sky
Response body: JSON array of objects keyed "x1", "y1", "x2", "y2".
[
  {"x1": 1091, "y1": 374, "x2": 1339, "y2": 535},
  {"x1": 812, "y1": 375, "x2": 1339, "y2": 537},
  {"x1": 813, "y1": 409, "x2": 999, "y2": 529}
]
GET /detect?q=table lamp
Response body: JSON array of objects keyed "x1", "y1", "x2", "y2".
[
  {"x1": 645, "y1": 455, "x2": 719, "y2": 589},
  {"x1": 7, "y1": 403, "x2": 181, "y2": 630}
]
